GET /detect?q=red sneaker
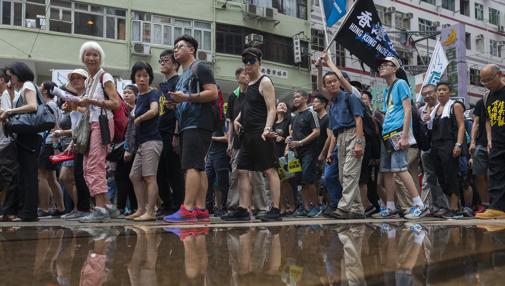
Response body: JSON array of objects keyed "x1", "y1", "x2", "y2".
[
  {"x1": 475, "y1": 204, "x2": 488, "y2": 215},
  {"x1": 195, "y1": 208, "x2": 210, "y2": 223},
  {"x1": 163, "y1": 205, "x2": 197, "y2": 224}
]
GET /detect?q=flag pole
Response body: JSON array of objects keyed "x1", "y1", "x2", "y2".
[
  {"x1": 319, "y1": 0, "x2": 332, "y2": 58},
  {"x1": 322, "y1": 0, "x2": 360, "y2": 53}
]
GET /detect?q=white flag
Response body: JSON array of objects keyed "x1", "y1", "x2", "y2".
[{"x1": 417, "y1": 40, "x2": 449, "y2": 102}]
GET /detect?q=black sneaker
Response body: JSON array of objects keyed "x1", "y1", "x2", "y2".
[
  {"x1": 260, "y1": 208, "x2": 282, "y2": 222},
  {"x1": 221, "y1": 207, "x2": 250, "y2": 221},
  {"x1": 322, "y1": 206, "x2": 337, "y2": 218},
  {"x1": 49, "y1": 209, "x2": 66, "y2": 218},
  {"x1": 327, "y1": 209, "x2": 350, "y2": 219},
  {"x1": 38, "y1": 209, "x2": 52, "y2": 219},
  {"x1": 365, "y1": 205, "x2": 378, "y2": 217},
  {"x1": 442, "y1": 210, "x2": 464, "y2": 220}
]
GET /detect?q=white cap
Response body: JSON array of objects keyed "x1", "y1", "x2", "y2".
[{"x1": 67, "y1": 69, "x2": 88, "y2": 80}]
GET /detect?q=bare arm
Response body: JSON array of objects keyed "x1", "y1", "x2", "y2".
[
  {"x1": 326, "y1": 132, "x2": 336, "y2": 162},
  {"x1": 135, "y1": 101, "x2": 159, "y2": 125},
  {"x1": 322, "y1": 52, "x2": 354, "y2": 93},
  {"x1": 190, "y1": 83, "x2": 218, "y2": 103},
  {"x1": 319, "y1": 128, "x2": 332, "y2": 159},
  {"x1": 7, "y1": 88, "x2": 37, "y2": 114},
  {"x1": 212, "y1": 132, "x2": 228, "y2": 143},
  {"x1": 470, "y1": 116, "x2": 479, "y2": 146},
  {"x1": 401, "y1": 98, "x2": 412, "y2": 135},
  {"x1": 454, "y1": 104, "x2": 465, "y2": 145},
  {"x1": 87, "y1": 81, "x2": 120, "y2": 111},
  {"x1": 260, "y1": 77, "x2": 277, "y2": 137},
  {"x1": 486, "y1": 119, "x2": 492, "y2": 151}
]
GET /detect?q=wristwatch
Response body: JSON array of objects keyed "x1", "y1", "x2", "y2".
[
  {"x1": 455, "y1": 142, "x2": 462, "y2": 148},
  {"x1": 356, "y1": 138, "x2": 365, "y2": 145}
]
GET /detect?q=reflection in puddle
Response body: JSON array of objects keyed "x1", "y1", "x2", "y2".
[{"x1": 1, "y1": 223, "x2": 505, "y2": 285}]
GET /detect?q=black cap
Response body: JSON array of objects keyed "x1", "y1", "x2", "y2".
[{"x1": 241, "y1": 47, "x2": 263, "y2": 59}]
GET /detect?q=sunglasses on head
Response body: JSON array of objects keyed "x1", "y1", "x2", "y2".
[{"x1": 242, "y1": 57, "x2": 257, "y2": 65}]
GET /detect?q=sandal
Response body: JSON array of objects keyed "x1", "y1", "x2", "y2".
[{"x1": 133, "y1": 214, "x2": 156, "y2": 222}]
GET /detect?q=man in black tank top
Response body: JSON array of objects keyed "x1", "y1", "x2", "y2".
[{"x1": 221, "y1": 47, "x2": 281, "y2": 222}]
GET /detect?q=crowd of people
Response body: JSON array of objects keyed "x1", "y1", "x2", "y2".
[{"x1": 0, "y1": 34, "x2": 504, "y2": 223}]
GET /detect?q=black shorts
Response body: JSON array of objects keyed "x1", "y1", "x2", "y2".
[
  {"x1": 359, "y1": 145, "x2": 372, "y2": 184},
  {"x1": 38, "y1": 143, "x2": 57, "y2": 171},
  {"x1": 237, "y1": 132, "x2": 276, "y2": 171},
  {"x1": 180, "y1": 128, "x2": 212, "y2": 171}
]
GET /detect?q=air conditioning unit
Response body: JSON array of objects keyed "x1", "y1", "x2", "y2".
[
  {"x1": 435, "y1": 0, "x2": 442, "y2": 6},
  {"x1": 197, "y1": 50, "x2": 213, "y2": 63},
  {"x1": 499, "y1": 25, "x2": 505, "y2": 32},
  {"x1": 245, "y1": 33, "x2": 264, "y2": 46},
  {"x1": 432, "y1": 21, "x2": 440, "y2": 27},
  {"x1": 245, "y1": 3, "x2": 262, "y2": 17},
  {"x1": 131, "y1": 42, "x2": 151, "y2": 56},
  {"x1": 404, "y1": 12, "x2": 413, "y2": 19},
  {"x1": 386, "y1": 7, "x2": 396, "y2": 13},
  {"x1": 476, "y1": 34, "x2": 484, "y2": 40},
  {"x1": 264, "y1": 7, "x2": 278, "y2": 20}
]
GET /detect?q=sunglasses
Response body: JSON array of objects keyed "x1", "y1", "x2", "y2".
[{"x1": 242, "y1": 57, "x2": 257, "y2": 65}]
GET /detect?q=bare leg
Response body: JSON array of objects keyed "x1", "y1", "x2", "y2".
[
  {"x1": 47, "y1": 171, "x2": 65, "y2": 211},
  {"x1": 38, "y1": 169, "x2": 51, "y2": 211},
  {"x1": 183, "y1": 169, "x2": 202, "y2": 210},
  {"x1": 196, "y1": 171, "x2": 208, "y2": 209},
  {"x1": 129, "y1": 173, "x2": 147, "y2": 215},
  {"x1": 144, "y1": 176, "x2": 159, "y2": 217},
  {"x1": 59, "y1": 167, "x2": 77, "y2": 209},
  {"x1": 265, "y1": 168, "x2": 280, "y2": 209},
  {"x1": 476, "y1": 175, "x2": 489, "y2": 204},
  {"x1": 382, "y1": 172, "x2": 396, "y2": 203},
  {"x1": 238, "y1": 170, "x2": 252, "y2": 209}
]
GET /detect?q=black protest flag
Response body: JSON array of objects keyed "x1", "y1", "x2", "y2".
[{"x1": 332, "y1": 0, "x2": 401, "y2": 72}]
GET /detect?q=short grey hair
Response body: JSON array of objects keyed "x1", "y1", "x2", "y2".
[{"x1": 79, "y1": 41, "x2": 105, "y2": 66}]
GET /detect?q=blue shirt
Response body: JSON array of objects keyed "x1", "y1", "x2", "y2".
[
  {"x1": 135, "y1": 89, "x2": 161, "y2": 145},
  {"x1": 329, "y1": 91, "x2": 364, "y2": 132},
  {"x1": 382, "y1": 79, "x2": 412, "y2": 135}
]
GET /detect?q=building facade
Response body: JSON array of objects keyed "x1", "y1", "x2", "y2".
[
  {"x1": 0, "y1": 0, "x2": 313, "y2": 98},
  {"x1": 310, "y1": 0, "x2": 505, "y2": 106}
]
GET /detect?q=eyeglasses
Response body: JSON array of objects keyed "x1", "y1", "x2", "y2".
[
  {"x1": 421, "y1": 90, "x2": 435, "y2": 96},
  {"x1": 158, "y1": 57, "x2": 171, "y2": 64},
  {"x1": 480, "y1": 73, "x2": 498, "y2": 85},
  {"x1": 174, "y1": 44, "x2": 190, "y2": 50},
  {"x1": 379, "y1": 64, "x2": 395, "y2": 70},
  {"x1": 242, "y1": 57, "x2": 257, "y2": 65}
]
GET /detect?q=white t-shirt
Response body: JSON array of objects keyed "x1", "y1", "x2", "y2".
[
  {"x1": 70, "y1": 110, "x2": 82, "y2": 131},
  {"x1": 13, "y1": 81, "x2": 37, "y2": 106},
  {"x1": 85, "y1": 69, "x2": 114, "y2": 123},
  {"x1": 0, "y1": 90, "x2": 13, "y2": 148}
]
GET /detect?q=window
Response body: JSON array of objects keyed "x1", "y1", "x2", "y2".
[
  {"x1": 489, "y1": 8, "x2": 500, "y2": 26},
  {"x1": 376, "y1": 5, "x2": 391, "y2": 27},
  {"x1": 311, "y1": 75, "x2": 318, "y2": 92},
  {"x1": 442, "y1": 0, "x2": 455, "y2": 11},
  {"x1": 335, "y1": 43, "x2": 345, "y2": 67},
  {"x1": 50, "y1": 0, "x2": 72, "y2": 33},
  {"x1": 250, "y1": 0, "x2": 307, "y2": 20},
  {"x1": 475, "y1": 3, "x2": 483, "y2": 21},
  {"x1": 395, "y1": 12, "x2": 410, "y2": 30},
  {"x1": 216, "y1": 23, "x2": 309, "y2": 68},
  {"x1": 397, "y1": 50, "x2": 412, "y2": 65},
  {"x1": 25, "y1": 0, "x2": 46, "y2": 29},
  {"x1": 490, "y1": 40, "x2": 502, "y2": 57},
  {"x1": 418, "y1": 18, "x2": 436, "y2": 39},
  {"x1": 421, "y1": 0, "x2": 436, "y2": 4},
  {"x1": 469, "y1": 68, "x2": 480, "y2": 85},
  {"x1": 476, "y1": 36, "x2": 484, "y2": 51},
  {"x1": 132, "y1": 12, "x2": 212, "y2": 51},
  {"x1": 417, "y1": 55, "x2": 430, "y2": 65},
  {"x1": 312, "y1": 0, "x2": 318, "y2": 7},
  {"x1": 311, "y1": 29, "x2": 325, "y2": 52},
  {"x1": 465, "y1": 32, "x2": 471, "y2": 50},
  {"x1": 460, "y1": 0, "x2": 469, "y2": 16}
]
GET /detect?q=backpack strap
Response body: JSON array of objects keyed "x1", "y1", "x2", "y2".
[{"x1": 189, "y1": 60, "x2": 201, "y2": 94}]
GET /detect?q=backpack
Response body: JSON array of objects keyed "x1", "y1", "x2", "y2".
[
  {"x1": 411, "y1": 103, "x2": 431, "y2": 151},
  {"x1": 188, "y1": 61, "x2": 221, "y2": 131},
  {"x1": 99, "y1": 73, "x2": 129, "y2": 143},
  {"x1": 345, "y1": 94, "x2": 380, "y2": 143}
]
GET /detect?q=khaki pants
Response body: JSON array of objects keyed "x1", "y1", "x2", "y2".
[
  {"x1": 395, "y1": 148, "x2": 430, "y2": 209},
  {"x1": 338, "y1": 225, "x2": 366, "y2": 286},
  {"x1": 337, "y1": 128, "x2": 364, "y2": 214},
  {"x1": 227, "y1": 148, "x2": 268, "y2": 210}
]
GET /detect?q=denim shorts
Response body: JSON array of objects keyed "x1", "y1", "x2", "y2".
[{"x1": 380, "y1": 143, "x2": 408, "y2": 172}]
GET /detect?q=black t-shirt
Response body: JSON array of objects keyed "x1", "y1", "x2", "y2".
[
  {"x1": 273, "y1": 117, "x2": 291, "y2": 158},
  {"x1": 135, "y1": 89, "x2": 161, "y2": 145},
  {"x1": 473, "y1": 99, "x2": 488, "y2": 147},
  {"x1": 291, "y1": 108, "x2": 319, "y2": 153},
  {"x1": 485, "y1": 86, "x2": 505, "y2": 149},
  {"x1": 317, "y1": 113, "x2": 329, "y2": 153},
  {"x1": 208, "y1": 121, "x2": 228, "y2": 154},
  {"x1": 176, "y1": 61, "x2": 216, "y2": 132},
  {"x1": 227, "y1": 90, "x2": 245, "y2": 149},
  {"x1": 158, "y1": 75, "x2": 179, "y2": 139},
  {"x1": 242, "y1": 75, "x2": 269, "y2": 133}
]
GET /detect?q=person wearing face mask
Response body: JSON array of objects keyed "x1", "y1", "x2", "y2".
[
  {"x1": 418, "y1": 84, "x2": 450, "y2": 217},
  {"x1": 428, "y1": 81, "x2": 466, "y2": 219}
]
